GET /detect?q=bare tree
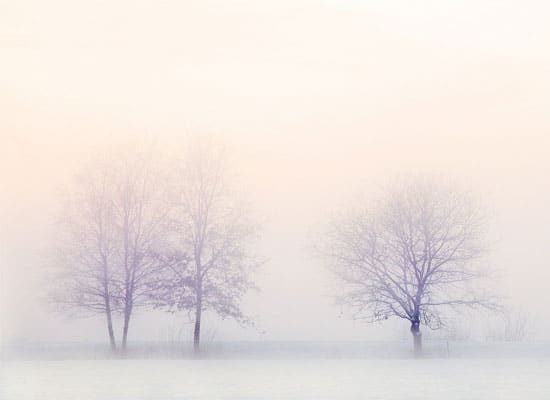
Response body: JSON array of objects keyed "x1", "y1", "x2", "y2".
[
  {"x1": 52, "y1": 149, "x2": 170, "y2": 352},
  {"x1": 110, "y1": 152, "x2": 171, "y2": 351},
  {"x1": 52, "y1": 161, "x2": 119, "y2": 351},
  {"x1": 153, "y1": 140, "x2": 259, "y2": 354},
  {"x1": 503, "y1": 307, "x2": 532, "y2": 341},
  {"x1": 320, "y1": 178, "x2": 496, "y2": 354}
]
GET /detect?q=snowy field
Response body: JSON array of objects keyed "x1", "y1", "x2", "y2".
[{"x1": 1, "y1": 342, "x2": 549, "y2": 400}]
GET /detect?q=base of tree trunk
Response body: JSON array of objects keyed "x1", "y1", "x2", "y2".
[
  {"x1": 193, "y1": 307, "x2": 201, "y2": 356},
  {"x1": 413, "y1": 332, "x2": 422, "y2": 355},
  {"x1": 410, "y1": 321, "x2": 422, "y2": 356}
]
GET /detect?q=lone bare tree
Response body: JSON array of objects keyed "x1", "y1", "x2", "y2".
[
  {"x1": 320, "y1": 178, "x2": 496, "y2": 354},
  {"x1": 52, "y1": 161, "x2": 119, "y2": 351},
  {"x1": 157, "y1": 140, "x2": 259, "y2": 354},
  {"x1": 502, "y1": 307, "x2": 532, "y2": 342}
]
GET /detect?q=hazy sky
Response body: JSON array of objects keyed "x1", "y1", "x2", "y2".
[{"x1": 1, "y1": 0, "x2": 550, "y2": 343}]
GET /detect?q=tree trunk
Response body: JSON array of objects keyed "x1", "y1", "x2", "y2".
[
  {"x1": 193, "y1": 248, "x2": 203, "y2": 355},
  {"x1": 103, "y1": 274, "x2": 116, "y2": 352},
  {"x1": 121, "y1": 315, "x2": 129, "y2": 352},
  {"x1": 121, "y1": 301, "x2": 132, "y2": 352},
  {"x1": 193, "y1": 295, "x2": 202, "y2": 355},
  {"x1": 410, "y1": 320, "x2": 422, "y2": 355},
  {"x1": 106, "y1": 310, "x2": 116, "y2": 352}
]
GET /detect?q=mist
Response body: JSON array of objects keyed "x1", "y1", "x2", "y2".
[{"x1": 1, "y1": 0, "x2": 550, "y2": 398}]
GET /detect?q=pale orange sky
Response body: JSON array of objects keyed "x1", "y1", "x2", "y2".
[{"x1": 1, "y1": 0, "x2": 550, "y2": 342}]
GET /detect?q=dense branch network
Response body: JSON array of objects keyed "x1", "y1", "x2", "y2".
[{"x1": 322, "y1": 179, "x2": 497, "y2": 351}]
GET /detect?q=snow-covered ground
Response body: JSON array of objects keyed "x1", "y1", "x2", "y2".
[{"x1": 1, "y1": 343, "x2": 549, "y2": 399}]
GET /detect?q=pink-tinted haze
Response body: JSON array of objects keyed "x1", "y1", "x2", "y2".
[{"x1": 1, "y1": 0, "x2": 550, "y2": 343}]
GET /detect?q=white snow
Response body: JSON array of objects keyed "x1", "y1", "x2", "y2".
[{"x1": 1, "y1": 357, "x2": 549, "y2": 400}]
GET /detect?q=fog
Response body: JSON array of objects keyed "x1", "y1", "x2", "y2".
[{"x1": 2, "y1": 0, "x2": 550, "y2": 349}]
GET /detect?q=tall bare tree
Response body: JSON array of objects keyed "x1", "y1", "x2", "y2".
[
  {"x1": 110, "y1": 153, "x2": 171, "y2": 351},
  {"x1": 320, "y1": 178, "x2": 496, "y2": 353},
  {"x1": 52, "y1": 162, "x2": 119, "y2": 351},
  {"x1": 52, "y1": 149, "x2": 170, "y2": 352},
  {"x1": 153, "y1": 140, "x2": 259, "y2": 353}
]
